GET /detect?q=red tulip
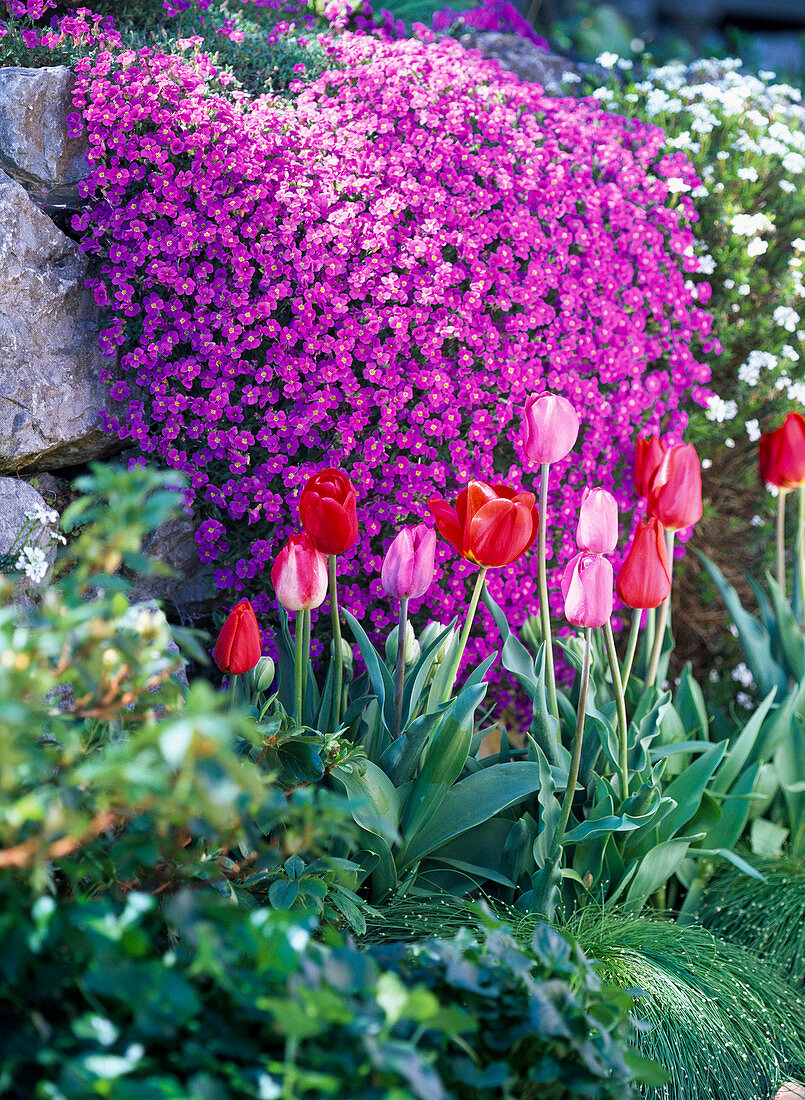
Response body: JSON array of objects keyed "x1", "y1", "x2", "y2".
[
  {"x1": 616, "y1": 517, "x2": 672, "y2": 609},
  {"x1": 428, "y1": 480, "x2": 538, "y2": 568},
  {"x1": 561, "y1": 552, "x2": 614, "y2": 628},
  {"x1": 576, "y1": 487, "x2": 618, "y2": 555},
  {"x1": 634, "y1": 435, "x2": 666, "y2": 499},
  {"x1": 523, "y1": 391, "x2": 580, "y2": 465},
  {"x1": 381, "y1": 524, "x2": 437, "y2": 600},
  {"x1": 213, "y1": 599, "x2": 262, "y2": 674},
  {"x1": 299, "y1": 468, "x2": 358, "y2": 555},
  {"x1": 648, "y1": 443, "x2": 703, "y2": 531},
  {"x1": 758, "y1": 412, "x2": 805, "y2": 489},
  {"x1": 271, "y1": 533, "x2": 328, "y2": 611}
]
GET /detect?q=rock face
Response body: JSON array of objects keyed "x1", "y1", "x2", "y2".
[
  {"x1": 0, "y1": 66, "x2": 89, "y2": 210},
  {"x1": 458, "y1": 33, "x2": 605, "y2": 92},
  {"x1": 0, "y1": 170, "x2": 119, "y2": 472},
  {"x1": 129, "y1": 515, "x2": 215, "y2": 622}
]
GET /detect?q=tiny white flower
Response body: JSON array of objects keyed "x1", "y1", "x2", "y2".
[
  {"x1": 702, "y1": 458, "x2": 713, "y2": 470},
  {"x1": 738, "y1": 283, "x2": 751, "y2": 295},
  {"x1": 15, "y1": 545, "x2": 48, "y2": 584},
  {"x1": 780, "y1": 180, "x2": 796, "y2": 193},
  {"x1": 561, "y1": 71, "x2": 581, "y2": 84},
  {"x1": 724, "y1": 279, "x2": 735, "y2": 289},
  {"x1": 781, "y1": 344, "x2": 800, "y2": 361},
  {"x1": 750, "y1": 514, "x2": 763, "y2": 527},
  {"x1": 595, "y1": 51, "x2": 619, "y2": 70},
  {"x1": 706, "y1": 396, "x2": 738, "y2": 422},
  {"x1": 773, "y1": 305, "x2": 800, "y2": 331},
  {"x1": 666, "y1": 177, "x2": 691, "y2": 193},
  {"x1": 746, "y1": 238, "x2": 768, "y2": 257},
  {"x1": 737, "y1": 166, "x2": 759, "y2": 181},
  {"x1": 745, "y1": 419, "x2": 761, "y2": 442},
  {"x1": 782, "y1": 151, "x2": 805, "y2": 173}
]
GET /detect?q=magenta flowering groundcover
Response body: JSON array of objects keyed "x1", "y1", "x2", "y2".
[{"x1": 70, "y1": 28, "x2": 713, "y2": 661}]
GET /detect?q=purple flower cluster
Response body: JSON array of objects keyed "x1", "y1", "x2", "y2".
[
  {"x1": 64, "y1": 28, "x2": 713, "y2": 668},
  {"x1": 432, "y1": 0, "x2": 549, "y2": 48}
]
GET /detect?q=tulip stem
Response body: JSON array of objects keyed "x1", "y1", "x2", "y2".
[
  {"x1": 777, "y1": 489, "x2": 788, "y2": 598},
  {"x1": 328, "y1": 555, "x2": 343, "y2": 731},
  {"x1": 392, "y1": 597, "x2": 409, "y2": 740},
  {"x1": 228, "y1": 674, "x2": 240, "y2": 712},
  {"x1": 645, "y1": 530, "x2": 675, "y2": 691},
  {"x1": 603, "y1": 618, "x2": 630, "y2": 801},
  {"x1": 441, "y1": 567, "x2": 488, "y2": 703},
  {"x1": 301, "y1": 609, "x2": 311, "y2": 719},
  {"x1": 551, "y1": 626, "x2": 591, "y2": 861},
  {"x1": 293, "y1": 614, "x2": 304, "y2": 725},
  {"x1": 621, "y1": 608, "x2": 642, "y2": 688},
  {"x1": 538, "y1": 462, "x2": 559, "y2": 721}
]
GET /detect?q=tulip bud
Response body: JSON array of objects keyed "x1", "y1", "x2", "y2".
[
  {"x1": 333, "y1": 636, "x2": 354, "y2": 670},
  {"x1": 385, "y1": 620, "x2": 421, "y2": 667},
  {"x1": 419, "y1": 621, "x2": 455, "y2": 664},
  {"x1": 561, "y1": 552, "x2": 613, "y2": 628},
  {"x1": 616, "y1": 517, "x2": 672, "y2": 610},
  {"x1": 254, "y1": 655, "x2": 276, "y2": 693},
  {"x1": 634, "y1": 435, "x2": 666, "y2": 499},
  {"x1": 381, "y1": 524, "x2": 436, "y2": 600},
  {"x1": 270, "y1": 533, "x2": 328, "y2": 611},
  {"x1": 213, "y1": 599, "x2": 263, "y2": 674},
  {"x1": 576, "y1": 487, "x2": 618, "y2": 555},
  {"x1": 299, "y1": 467, "x2": 358, "y2": 555},
  {"x1": 648, "y1": 443, "x2": 703, "y2": 531},
  {"x1": 523, "y1": 391, "x2": 580, "y2": 465},
  {"x1": 758, "y1": 412, "x2": 805, "y2": 489}
]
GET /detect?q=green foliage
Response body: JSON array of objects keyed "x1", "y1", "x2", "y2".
[
  {"x1": 698, "y1": 855, "x2": 805, "y2": 988},
  {"x1": 566, "y1": 910, "x2": 805, "y2": 1100}
]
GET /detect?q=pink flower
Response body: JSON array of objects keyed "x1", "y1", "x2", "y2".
[
  {"x1": 561, "y1": 552, "x2": 614, "y2": 628},
  {"x1": 523, "y1": 392, "x2": 580, "y2": 465},
  {"x1": 270, "y1": 533, "x2": 328, "y2": 611},
  {"x1": 381, "y1": 523, "x2": 436, "y2": 600},
  {"x1": 576, "y1": 487, "x2": 618, "y2": 555}
]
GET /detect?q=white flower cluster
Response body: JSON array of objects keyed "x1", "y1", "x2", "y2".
[
  {"x1": 705, "y1": 395, "x2": 738, "y2": 422},
  {"x1": 15, "y1": 545, "x2": 49, "y2": 584}
]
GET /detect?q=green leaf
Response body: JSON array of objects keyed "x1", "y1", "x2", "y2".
[
  {"x1": 693, "y1": 847, "x2": 765, "y2": 882},
  {"x1": 675, "y1": 664, "x2": 709, "y2": 738},
  {"x1": 623, "y1": 839, "x2": 691, "y2": 912},
  {"x1": 750, "y1": 818, "x2": 789, "y2": 858},
  {"x1": 399, "y1": 761, "x2": 548, "y2": 869},
  {"x1": 343, "y1": 609, "x2": 395, "y2": 732},
  {"x1": 378, "y1": 709, "x2": 447, "y2": 786},
  {"x1": 332, "y1": 760, "x2": 401, "y2": 849},
  {"x1": 400, "y1": 619, "x2": 457, "y2": 726},
  {"x1": 268, "y1": 879, "x2": 299, "y2": 909},
  {"x1": 766, "y1": 571, "x2": 805, "y2": 680},
  {"x1": 711, "y1": 689, "x2": 776, "y2": 795},
  {"x1": 695, "y1": 549, "x2": 788, "y2": 700},
  {"x1": 658, "y1": 741, "x2": 727, "y2": 842}
]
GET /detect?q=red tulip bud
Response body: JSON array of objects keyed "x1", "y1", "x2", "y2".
[
  {"x1": 299, "y1": 467, "x2": 358, "y2": 555},
  {"x1": 213, "y1": 599, "x2": 262, "y2": 674},
  {"x1": 634, "y1": 435, "x2": 666, "y2": 499},
  {"x1": 758, "y1": 412, "x2": 805, "y2": 489},
  {"x1": 648, "y1": 443, "x2": 703, "y2": 531},
  {"x1": 381, "y1": 524, "x2": 437, "y2": 600},
  {"x1": 576, "y1": 487, "x2": 618, "y2": 554},
  {"x1": 271, "y1": 533, "x2": 328, "y2": 611},
  {"x1": 616, "y1": 517, "x2": 672, "y2": 610},
  {"x1": 561, "y1": 552, "x2": 613, "y2": 628},
  {"x1": 523, "y1": 391, "x2": 580, "y2": 465}
]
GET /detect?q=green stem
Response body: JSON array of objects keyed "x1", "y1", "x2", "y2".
[
  {"x1": 797, "y1": 487, "x2": 805, "y2": 625},
  {"x1": 440, "y1": 567, "x2": 489, "y2": 703},
  {"x1": 645, "y1": 530, "x2": 676, "y2": 691},
  {"x1": 227, "y1": 674, "x2": 240, "y2": 712},
  {"x1": 328, "y1": 555, "x2": 343, "y2": 730},
  {"x1": 621, "y1": 608, "x2": 642, "y2": 689},
  {"x1": 777, "y1": 489, "x2": 788, "y2": 598},
  {"x1": 603, "y1": 618, "x2": 630, "y2": 801},
  {"x1": 392, "y1": 597, "x2": 409, "y2": 740},
  {"x1": 551, "y1": 627, "x2": 591, "y2": 861},
  {"x1": 293, "y1": 613, "x2": 304, "y2": 724},
  {"x1": 301, "y1": 608, "x2": 311, "y2": 720},
  {"x1": 538, "y1": 462, "x2": 559, "y2": 721}
]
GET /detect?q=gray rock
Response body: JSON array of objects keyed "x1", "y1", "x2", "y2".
[
  {"x1": 457, "y1": 33, "x2": 605, "y2": 92},
  {"x1": 0, "y1": 171, "x2": 119, "y2": 472},
  {"x1": 776, "y1": 1085, "x2": 805, "y2": 1100},
  {"x1": 129, "y1": 514, "x2": 215, "y2": 622},
  {"x1": 0, "y1": 476, "x2": 59, "y2": 596},
  {"x1": 0, "y1": 66, "x2": 89, "y2": 210}
]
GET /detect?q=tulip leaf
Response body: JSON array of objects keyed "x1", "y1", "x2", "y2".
[
  {"x1": 674, "y1": 664, "x2": 709, "y2": 739},
  {"x1": 694, "y1": 549, "x2": 788, "y2": 700},
  {"x1": 623, "y1": 838, "x2": 691, "y2": 912},
  {"x1": 483, "y1": 588, "x2": 539, "y2": 696},
  {"x1": 401, "y1": 620, "x2": 457, "y2": 725},
  {"x1": 693, "y1": 847, "x2": 765, "y2": 882},
  {"x1": 399, "y1": 681, "x2": 487, "y2": 840},
  {"x1": 332, "y1": 760, "x2": 401, "y2": 848},
  {"x1": 343, "y1": 609, "x2": 396, "y2": 732},
  {"x1": 657, "y1": 741, "x2": 726, "y2": 843},
  {"x1": 711, "y1": 688, "x2": 776, "y2": 795},
  {"x1": 766, "y1": 571, "x2": 805, "y2": 680},
  {"x1": 532, "y1": 742, "x2": 561, "y2": 868},
  {"x1": 399, "y1": 761, "x2": 548, "y2": 869},
  {"x1": 378, "y1": 708, "x2": 447, "y2": 786}
]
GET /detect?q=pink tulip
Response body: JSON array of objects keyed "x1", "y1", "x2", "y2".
[
  {"x1": 271, "y1": 533, "x2": 328, "y2": 611},
  {"x1": 576, "y1": 487, "x2": 618, "y2": 555},
  {"x1": 381, "y1": 524, "x2": 436, "y2": 600},
  {"x1": 523, "y1": 391, "x2": 580, "y2": 465},
  {"x1": 561, "y1": 552, "x2": 614, "y2": 628}
]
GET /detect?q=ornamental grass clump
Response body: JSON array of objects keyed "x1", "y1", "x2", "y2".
[{"x1": 54, "y1": 19, "x2": 714, "y2": 668}]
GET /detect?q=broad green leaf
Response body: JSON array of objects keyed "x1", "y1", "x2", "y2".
[
  {"x1": 532, "y1": 743, "x2": 561, "y2": 866},
  {"x1": 399, "y1": 682, "x2": 487, "y2": 838},
  {"x1": 400, "y1": 761, "x2": 548, "y2": 869},
  {"x1": 401, "y1": 619, "x2": 457, "y2": 724},
  {"x1": 379, "y1": 709, "x2": 446, "y2": 786},
  {"x1": 425, "y1": 855, "x2": 517, "y2": 890},
  {"x1": 711, "y1": 688, "x2": 776, "y2": 794},
  {"x1": 766, "y1": 572, "x2": 805, "y2": 680},
  {"x1": 776, "y1": 713, "x2": 805, "y2": 857},
  {"x1": 693, "y1": 847, "x2": 765, "y2": 882},
  {"x1": 332, "y1": 760, "x2": 401, "y2": 848},
  {"x1": 695, "y1": 549, "x2": 788, "y2": 700},
  {"x1": 623, "y1": 838, "x2": 691, "y2": 912},
  {"x1": 675, "y1": 663, "x2": 709, "y2": 738},
  {"x1": 658, "y1": 741, "x2": 727, "y2": 843},
  {"x1": 343, "y1": 609, "x2": 395, "y2": 732},
  {"x1": 750, "y1": 818, "x2": 789, "y2": 858}
]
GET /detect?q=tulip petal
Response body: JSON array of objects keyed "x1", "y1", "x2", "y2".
[
  {"x1": 563, "y1": 553, "x2": 613, "y2": 628},
  {"x1": 428, "y1": 497, "x2": 464, "y2": 557},
  {"x1": 469, "y1": 497, "x2": 535, "y2": 567}
]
